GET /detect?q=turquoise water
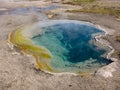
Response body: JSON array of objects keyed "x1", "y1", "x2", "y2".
[{"x1": 31, "y1": 22, "x2": 112, "y2": 73}]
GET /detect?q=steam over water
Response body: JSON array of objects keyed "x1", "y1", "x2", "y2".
[{"x1": 31, "y1": 20, "x2": 112, "y2": 73}]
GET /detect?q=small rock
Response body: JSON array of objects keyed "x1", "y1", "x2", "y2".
[
  {"x1": 95, "y1": 62, "x2": 117, "y2": 78},
  {"x1": 69, "y1": 85, "x2": 72, "y2": 87},
  {"x1": 47, "y1": 14, "x2": 54, "y2": 19},
  {"x1": 52, "y1": 0, "x2": 61, "y2": 3}
]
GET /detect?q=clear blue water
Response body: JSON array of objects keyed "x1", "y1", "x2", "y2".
[{"x1": 31, "y1": 22, "x2": 112, "y2": 72}]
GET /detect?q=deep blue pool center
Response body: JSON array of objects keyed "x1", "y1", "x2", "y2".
[{"x1": 31, "y1": 20, "x2": 112, "y2": 73}]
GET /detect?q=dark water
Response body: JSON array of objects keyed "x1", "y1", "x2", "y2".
[{"x1": 32, "y1": 22, "x2": 112, "y2": 72}]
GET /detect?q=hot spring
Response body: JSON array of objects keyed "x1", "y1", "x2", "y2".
[{"x1": 9, "y1": 20, "x2": 112, "y2": 74}]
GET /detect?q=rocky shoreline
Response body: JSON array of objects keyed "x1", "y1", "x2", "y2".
[{"x1": 94, "y1": 25, "x2": 118, "y2": 78}]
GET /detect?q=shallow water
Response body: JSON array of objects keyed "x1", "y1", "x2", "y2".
[
  {"x1": 31, "y1": 21, "x2": 112, "y2": 73},
  {"x1": 0, "y1": 5, "x2": 61, "y2": 20},
  {"x1": 10, "y1": 5, "x2": 61, "y2": 14}
]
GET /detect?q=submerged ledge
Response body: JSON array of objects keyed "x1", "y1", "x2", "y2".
[{"x1": 8, "y1": 20, "x2": 116, "y2": 76}]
